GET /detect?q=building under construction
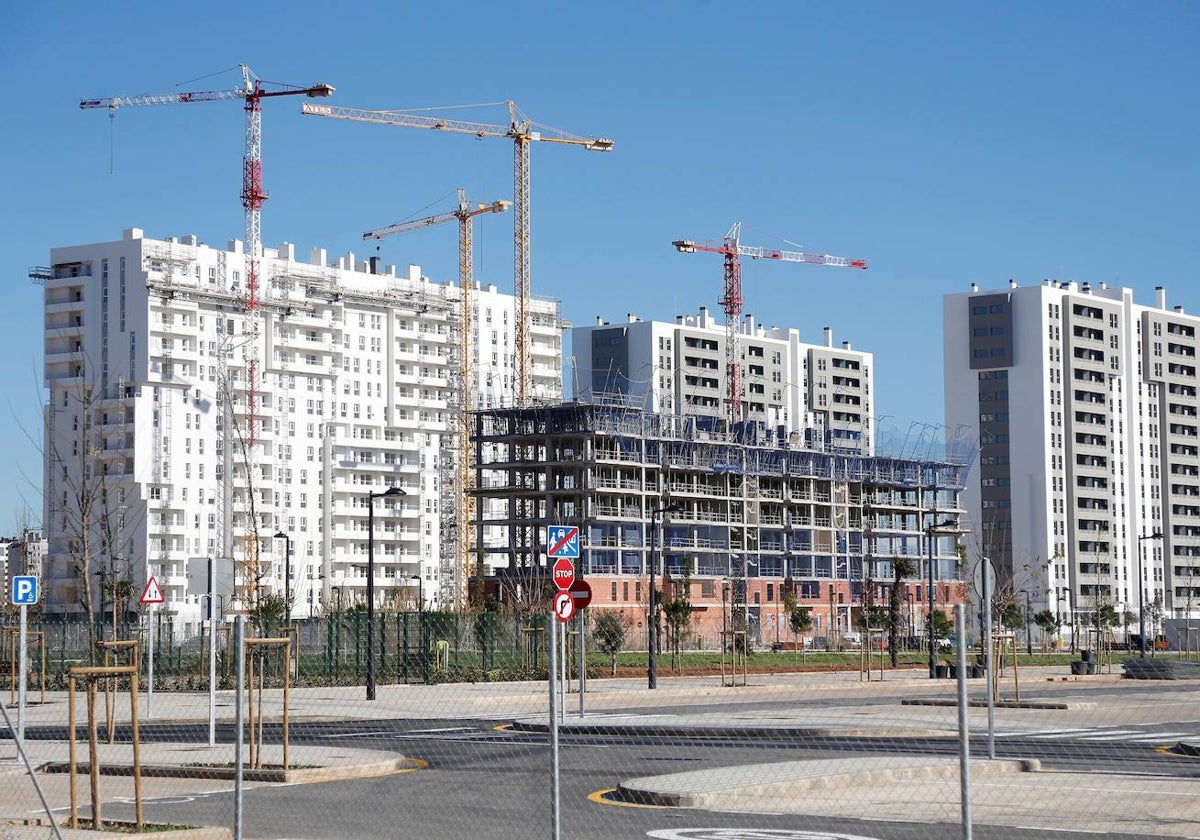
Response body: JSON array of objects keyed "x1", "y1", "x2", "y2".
[{"x1": 472, "y1": 402, "x2": 973, "y2": 647}]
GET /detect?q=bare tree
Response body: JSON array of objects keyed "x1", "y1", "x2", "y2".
[{"x1": 41, "y1": 358, "x2": 139, "y2": 661}]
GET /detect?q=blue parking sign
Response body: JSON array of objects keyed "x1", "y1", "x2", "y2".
[{"x1": 12, "y1": 576, "x2": 38, "y2": 606}]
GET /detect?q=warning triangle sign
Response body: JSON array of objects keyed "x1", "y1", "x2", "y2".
[{"x1": 140, "y1": 576, "x2": 165, "y2": 605}]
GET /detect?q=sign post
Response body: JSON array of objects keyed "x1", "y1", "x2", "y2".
[
  {"x1": 547, "y1": 601, "x2": 560, "y2": 840},
  {"x1": 569, "y1": 580, "x2": 592, "y2": 719},
  {"x1": 140, "y1": 577, "x2": 165, "y2": 718},
  {"x1": 544, "y1": 526, "x2": 583, "y2": 840},
  {"x1": 188, "y1": 557, "x2": 233, "y2": 747},
  {"x1": 12, "y1": 575, "x2": 38, "y2": 744},
  {"x1": 548, "y1": 526, "x2": 581, "y2": 727}
]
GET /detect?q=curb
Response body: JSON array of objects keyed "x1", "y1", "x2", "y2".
[
  {"x1": 41, "y1": 757, "x2": 416, "y2": 784},
  {"x1": 1173, "y1": 740, "x2": 1200, "y2": 757},
  {"x1": 0, "y1": 820, "x2": 231, "y2": 839},
  {"x1": 509, "y1": 721, "x2": 955, "y2": 740},
  {"x1": 616, "y1": 758, "x2": 1041, "y2": 808},
  {"x1": 901, "y1": 698, "x2": 1097, "y2": 710}
]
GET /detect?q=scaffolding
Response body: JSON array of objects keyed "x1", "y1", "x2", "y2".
[{"x1": 471, "y1": 403, "x2": 975, "y2": 637}]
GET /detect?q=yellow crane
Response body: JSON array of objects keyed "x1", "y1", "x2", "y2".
[
  {"x1": 304, "y1": 100, "x2": 612, "y2": 406},
  {"x1": 363, "y1": 191, "x2": 510, "y2": 610}
]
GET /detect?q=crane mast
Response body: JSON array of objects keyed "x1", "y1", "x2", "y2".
[
  {"x1": 362, "y1": 191, "x2": 509, "y2": 609},
  {"x1": 303, "y1": 100, "x2": 611, "y2": 407},
  {"x1": 673, "y1": 223, "x2": 867, "y2": 427}
]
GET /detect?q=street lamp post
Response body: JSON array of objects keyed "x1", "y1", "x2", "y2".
[
  {"x1": 1024, "y1": 590, "x2": 1033, "y2": 655},
  {"x1": 273, "y1": 531, "x2": 292, "y2": 625},
  {"x1": 411, "y1": 574, "x2": 423, "y2": 611},
  {"x1": 1138, "y1": 532, "x2": 1164, "y2": 658},
  {"x1": 906, "y1": 590, "x2": 915, "y2": 646},
  {"x1": 1071, "y1": 589, "x2": 1078, "y2": 653},
  {"x1": 926, "y1": 517, "x2": 957, "y2": 679},
  {"x1": 366, "y1": 486, "x2": 406, "y2": 700},
  {"x1": 648, "y1": 502, "x2": 680, "y2": 689}
]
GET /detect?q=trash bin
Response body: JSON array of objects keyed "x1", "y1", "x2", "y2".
[
  {"x1": 935, "y1": 663, "x2": 951, "y2": 678},
  {"x1": 970, "y1": 664, "x2": 986, "y2": 679},
  {"x1": 1080, "y1": 649, "x2": 1094, "y2": 664}
]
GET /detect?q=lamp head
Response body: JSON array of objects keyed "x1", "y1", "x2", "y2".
[{"x1": 274, "y1": 531, "x2": 288, "y2": 540}]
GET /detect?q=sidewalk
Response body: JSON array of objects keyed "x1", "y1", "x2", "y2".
[
  {"x1": 3, "y1": 665, "x2": 1198, "y2": 838},
  {"x1": 617, "y1": 756, "x2": 1200, "y2": 837}
]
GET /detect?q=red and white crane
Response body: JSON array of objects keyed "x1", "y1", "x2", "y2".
[
  {"x1": 81, "y1": 65, "x2": 334, "y2": 449},
  {"x1": 673, "y1": 222, "x2": 867, "y2": 426},
  {"x1": 82, "y1": 66, "x2": 333, "y2": 608}
]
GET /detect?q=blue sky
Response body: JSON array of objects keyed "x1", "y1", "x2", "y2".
[{"x1": 2, "y1": 2, "x2": 1198, "y2": 533}]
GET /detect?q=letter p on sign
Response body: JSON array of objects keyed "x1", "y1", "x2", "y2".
[{"x1": 12, "y1": 576, "x2": 38, "y2": 606}]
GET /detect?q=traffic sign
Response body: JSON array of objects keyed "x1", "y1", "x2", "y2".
[
  {"x1": 12, "y1": 576, "x2": 38, "y2": 606},
  {"x1": 570, "y1": 579, "x2": 593, "y2": 610},
  {"x1": 546, "y1": 525, "x2": 580, "y2": 559},
  {"x1": 553, "y1": 591, "x2": 575, "y2": 623},
  {"x1": 552, "y1": 558, "x2": 576, "y2": 591},
  {"x1": 140, "y1": 576, "x2": 165, "y2": 605}
]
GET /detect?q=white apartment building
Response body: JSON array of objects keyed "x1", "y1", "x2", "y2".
[
  {"x1": 1, "y1": 529, "x2": 47, "y2": 607},
  {"x1": 572, "y1": 308, "x2": 875, "y2": 455},
  {"x1": 944, "y1": 280, "x2": 1200, "y2": 637},
  {"x1": 40, "y1": 227, "x2": 560, "y2": 633}
]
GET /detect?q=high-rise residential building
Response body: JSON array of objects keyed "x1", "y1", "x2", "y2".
[
  {"x1": 944, "y1": 280, "x2": 1200, "y2": 643},
  {"x1": 39, "y1": 227, "x2": 560, "y2": 634},
  {"x1": 1, "y1": 529, "x2": 46, "y2": 607},
  {"x1": 572, "y1": 309, "x2": 876, "y2": 455}
]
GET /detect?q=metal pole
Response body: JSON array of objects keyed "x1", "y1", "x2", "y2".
[
  {"x1": 578, "y1": 608, "x2": 586, "y2": 719},
  {"x1": 17, "y1": 603, "x2": 27, "y2": 744},
  {"x1": 559, "y1": 620, "x2": 566, "y2": 723},
  {"x1": 1024, "y1": 591, "x2": 1032, "y2": 656},
  {"x1": 234, "y1": 615, "x2": 244, "y2": 840},
  {"x1": 147, "y1": 606, "x2": 155, "y2": 719},
  {"x1": 648, "y1": 508, "x2": 659, "y2": 689},
  {"x1": 284, "y1": 536, "x2": 292, "y2": 626},
  {"x1": 1137, "y1": 534, "x2": 1161, "y2": 657},
  {"x1": 367, "y1": 496, "x2": 376, "y2": 700},
  {"x1": 955, "y1": 603, "x2": 974, "y2": 840},
  {"x1": 982, "y1": 557, "x2": 995, "y2": 760},
  {"x1": 548, "y1": 612, "x2": 561, "y2": 840},
  {"x1": 208, "y1": 556, "x2": 217, "y2": 747},
  {"x1": 927, "y1": 521, "x2": 937, "y2": 678}
]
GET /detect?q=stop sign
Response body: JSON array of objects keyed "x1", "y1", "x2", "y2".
[
  {"x1": 552, "y1": 558, "x2": 575, "y2": 590},
  {"x1": 570, "y1": 579, "x2": 593, "y2": 610}
]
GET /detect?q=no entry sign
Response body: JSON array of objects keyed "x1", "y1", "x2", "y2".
[{"x1": 570, "y1": 580, "x2": 593, "y2": 610}]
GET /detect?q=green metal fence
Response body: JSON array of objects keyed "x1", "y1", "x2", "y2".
[{"x1": 0, "y1": 610, "x2": 550, "y2": 690}]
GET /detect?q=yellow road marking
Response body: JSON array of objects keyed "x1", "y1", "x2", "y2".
[{"x1": 587, "y1": 788, "x2": 667, "y2": 809}]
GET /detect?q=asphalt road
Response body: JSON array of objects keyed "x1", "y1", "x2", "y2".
[{"x1": 39, "y1": 710, "x2": 1199, "y2": 840}]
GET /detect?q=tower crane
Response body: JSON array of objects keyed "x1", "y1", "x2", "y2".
[
  {"x1": 672, "y1": 223, "x2": 867, "y2": 427},
  {"x1": 82, "y1": 65, "x2": 334, "y2": 608},
  {"x1": 363, "y1": 190, "x2": 510, "y2": 609},
  {"x1": 303, "y1": 99, "x2": 612, "y2": 407},
  {"x1": 82, "y1": 65, "x2": 334, "y2": 446}
]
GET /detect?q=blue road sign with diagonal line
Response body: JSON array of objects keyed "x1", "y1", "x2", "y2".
[{"x1": 547, "y1": 525, "x2": 580, "y2": 559}]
